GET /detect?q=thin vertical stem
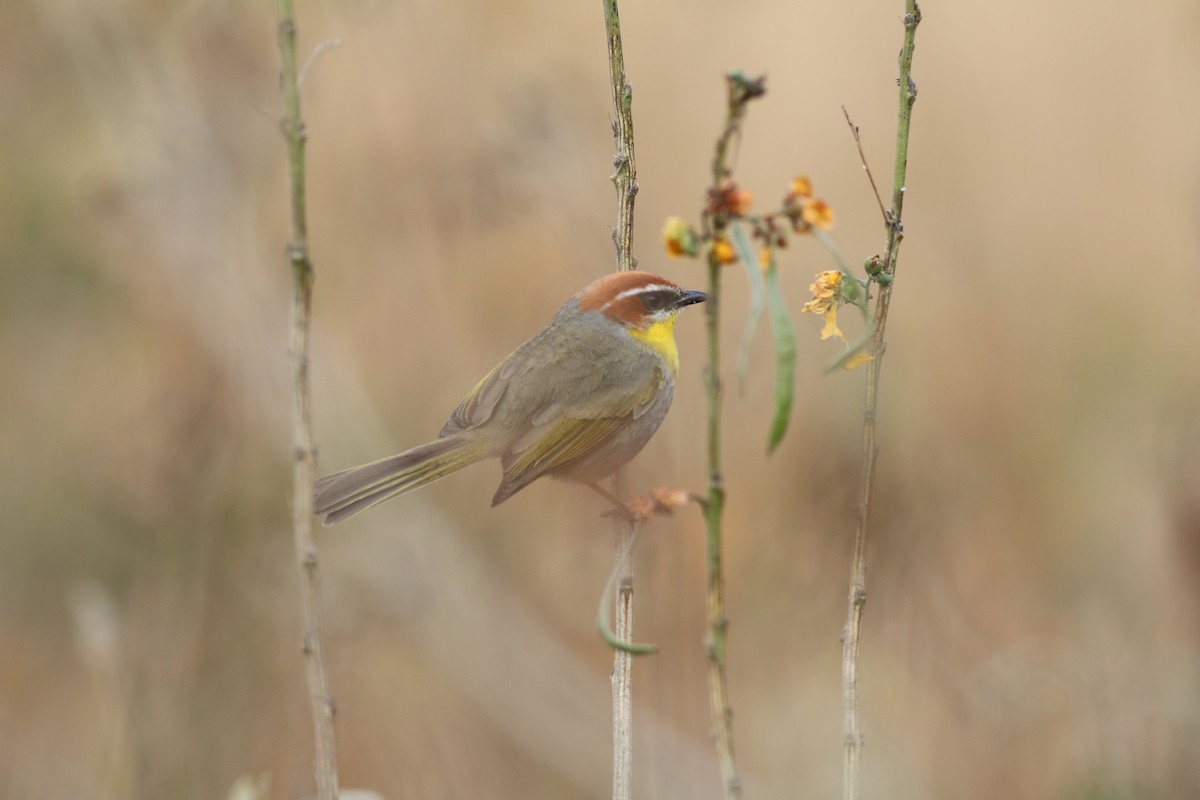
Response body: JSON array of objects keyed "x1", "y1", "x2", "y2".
[
  {"x1": 277, "y1": 3, "x2": 340, "y2": 799},
  {"x1": 704, "y1": 252, "x2": 739, "y2": 800},
  {"x1": 601, "y1": 2, "x2": 639, "y2": 799},
  {"x1": 700, "y1": 72, "x2": 763, "y2": 800},
  {"x1": 610, "y1": 468, "x2": 636, "y2": 800},
  {"x1": 841, "y1": 5, "x2": 920, "y2": 800},
  {"x1": 604, "y1": 0, "x2": 638, "y2": 273}
]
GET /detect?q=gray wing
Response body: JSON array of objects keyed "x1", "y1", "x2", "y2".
[{"x1": 439, "y1": 304, "x2": 662, "y2": 439}]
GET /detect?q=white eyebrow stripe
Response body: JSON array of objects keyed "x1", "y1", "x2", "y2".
[{"x1": 611, "y1": 284, "x2": 677, "y2": 302}]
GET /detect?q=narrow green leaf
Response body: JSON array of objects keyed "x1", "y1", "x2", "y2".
[
  {"x1": 596, "y1": 525, "x2": 659, "y2": 655},
  {"x1": 731, "y1": 225, "x2": 765, "y2": 392},
  {"x1": 763, "y1": 250, "x2": 796, "y2": 451}
]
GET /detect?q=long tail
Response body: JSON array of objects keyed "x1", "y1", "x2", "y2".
[{"x1": 313, "y1": 436, "x2": 485, "y2": 525}]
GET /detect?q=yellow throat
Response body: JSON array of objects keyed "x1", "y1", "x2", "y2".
[{"x1": 629, "y1": 316, "x2": 680, "y2": 375}]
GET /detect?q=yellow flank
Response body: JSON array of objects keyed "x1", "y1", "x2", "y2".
[{"x1": 628, "y1": 316, "x2": 680, "y2": 375}]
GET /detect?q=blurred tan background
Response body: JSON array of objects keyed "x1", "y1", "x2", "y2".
[{"x1": 3, "y1": 0, "x2": 1200, "y2": 798}]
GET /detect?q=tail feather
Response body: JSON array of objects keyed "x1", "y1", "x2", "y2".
[{"x1": 314, "y1": 436, "x2": 483, "y2": 525}]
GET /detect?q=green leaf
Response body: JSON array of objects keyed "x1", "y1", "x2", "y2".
[
  {"x1": 730, "y1": 225, "x2": 765, "y2": 392},
  {"x1": 763, "y1": 250, "x2": 797, "y2": 452},
  {"x1": 596, "y1": 526, "x2": 659, "y2": 655}
]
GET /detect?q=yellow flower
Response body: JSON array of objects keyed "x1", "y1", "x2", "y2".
[
  {"x1": 711, "y1": 237, "x2": 737, "y2": 265},
  {"x1": 801, "y1": 198, "x2": 836, "y2": 231},
  {"x1": 818, "y1": 310, "x2": 845, "y2": 342},
  {"x1": 802, "y1": 270, "x2": 846, "y2": 342},
  {"x1": 789, "y1": 175, "x2": 813, "y2": 199},
  {"x1": 803, "y1": 270, "x2": 842, "y2": 313},
  {"x1": 662, "y1": 216, "x2": 698, "y2": 258}
]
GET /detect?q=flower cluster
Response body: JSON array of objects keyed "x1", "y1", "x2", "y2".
[
  {"x1": 662, "y1": 175, "x2": 837, "y2": 267},
  {"x1": 661, "y1": 174, "x2": 867, "y2": 366},
  {"x1": 783, "y1": 176, "x2": 836, "y2": 233}
]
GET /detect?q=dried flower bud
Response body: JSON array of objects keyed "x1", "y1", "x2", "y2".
[
  {"x1": 727, "y1": 187, "x2": 753, "y2": 215},
  {"x1": 801, "y1": 198, "x2": 836, "y2": 231},
  {"x1": 649, "y1": 487, "x2": 691, "y2": 512},
  {"x1": 710, "y1": 182, "x2": 753, "y2": 217}
]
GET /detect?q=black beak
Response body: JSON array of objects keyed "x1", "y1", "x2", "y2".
[{"x1": 676, "y1": 289, "x2": 707, "y2": 308}]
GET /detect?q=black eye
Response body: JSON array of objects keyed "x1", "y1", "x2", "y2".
[{"x1": 640, "y1": 290, "x2": 675, "y2": 312}]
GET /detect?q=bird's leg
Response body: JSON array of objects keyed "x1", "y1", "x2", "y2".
[{"x1": 588, "y1": 482, "x2": 639, "y2": 523}]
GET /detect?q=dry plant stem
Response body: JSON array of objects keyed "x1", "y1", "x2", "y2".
[
  {"x1": 841, "y1": 5, "x2": 920, "y2": 800},
  {"x1": 704, "y1": 253, "x2": 739, "y2": 800},
  {"x1": 602, "y1": 2, "x2": 639, "y2": 799},
  {"x1": 840, "y1": 105, "x2": 888, "y2": 224},
  {"x1": 277, "y1": 4, "x2": 340, "y2": 799},
  {"x1": 604, "y1": 0, "x2": 637, "y2": 273},
  {"x1": 609, "y1": 469, "x2": 636, "y2": 800}
]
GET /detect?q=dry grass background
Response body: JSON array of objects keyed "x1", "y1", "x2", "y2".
[{"x1": 2, "y1": 1, "x2": 1199, "y2": 798}]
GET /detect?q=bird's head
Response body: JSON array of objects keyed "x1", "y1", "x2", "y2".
[
  {"x1": 576, "y1": 271, "x2": 706, "y2": 373},
  {"x1": 578, "y1": 271, "x2": 707, "y2": 330}
]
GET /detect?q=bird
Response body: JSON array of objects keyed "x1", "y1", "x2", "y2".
[{"x1": 313, "y1": 271, "x2": 706, "y2": 525}]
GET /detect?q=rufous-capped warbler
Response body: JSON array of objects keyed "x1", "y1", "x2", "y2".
[{"x1": 314, "y1": 271, "x2": 706, "y2": 524}]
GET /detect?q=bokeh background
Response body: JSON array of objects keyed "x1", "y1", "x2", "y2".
[{"x1": 4, "y1": 0, "x2": 1200, "y2": 798}]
